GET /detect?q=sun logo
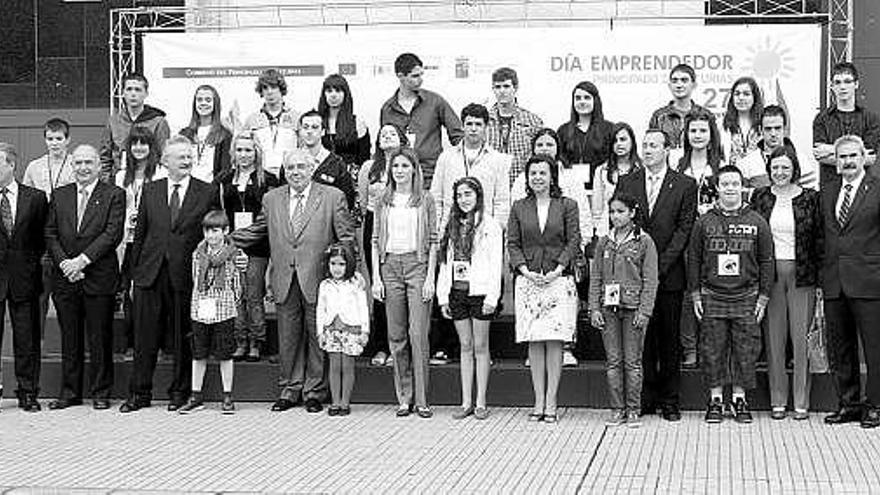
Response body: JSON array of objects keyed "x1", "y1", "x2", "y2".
[{"x1": 742, "y1": 37, "x2": 796, "y2": 81}]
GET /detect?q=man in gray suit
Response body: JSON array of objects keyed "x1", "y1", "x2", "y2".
[{"x1": 234, "y1": 149, "x2": 353, "y2": 413}]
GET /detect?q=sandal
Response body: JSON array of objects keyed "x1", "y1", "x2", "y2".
[
  {"x1": 527, "y1": 412, "x2": 544, "y2": 422},
  {"x1": 543, "y1": 414, "x2": 558, "y2": 424},
  {"x1": 452, "y1": 406, "x2": 474, "y2": 420},
  {"x1": 416, "y1": 406, "x2": 433, "y2": 419},
  {"x1": 396, "y1": 404, "x2": 412, "y2": 417}
]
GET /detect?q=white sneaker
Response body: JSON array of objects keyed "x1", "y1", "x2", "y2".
[
  {"x1": 563, "y1": 350, "x2": 578, "y2": 367},
  {"x1": 525, "y1": 358, "x2": 530, "y2": 367},
  {"x1": 605, "y1": 409, "x2": 626, "y2": 426}
]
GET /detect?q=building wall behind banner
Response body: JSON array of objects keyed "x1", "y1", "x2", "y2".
[
  {"x1": 854, "y1": 0, "x2": 880, "y2": 114},
  {"x1": 143, "y1": 24, "x2": 822, "y2": 173}
]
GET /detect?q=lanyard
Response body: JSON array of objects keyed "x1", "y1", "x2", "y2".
[
  {"x1": 47, "y1": 153, "x2": 68, "y2": 193},
  {"x1": 461, "y1": 144, "x2": 486, "y2": 176}
]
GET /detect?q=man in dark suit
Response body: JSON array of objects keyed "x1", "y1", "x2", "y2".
[
  {"x1": 616, "y1": 128, "x2": 697, "y2": 421},
  {"x1": 0, "y1": 143, "x2": 48, "y2": 412},
  {"x1": 45, "y1": 145, "x2": 125, "y2": 410},
  {"x1": 120, "y1": 135, "x2": 220, "y2": 413},
  {"x1": 821, "y1": 134, "x2": 880, "y2": 428}
]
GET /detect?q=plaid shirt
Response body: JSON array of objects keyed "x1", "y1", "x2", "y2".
[
  {"x1": 486, "y1": 103, "x2": 543, "y2": 185},
  {"x1": 190, "y1": 246, "x2": 243, "y2": 324}
]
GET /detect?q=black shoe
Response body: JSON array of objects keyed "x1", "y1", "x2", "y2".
[
  {"x1": 19, "y1": 393, "x2": 40, "y2": 412},
  {"x1": 305, "y1": 398, "x2": 323, "y2": 413},
  {"x1": 271, "y1": 398, "x2": 297, "y2": 412},
  {"x1": 640, "y1": 403, "x2": 657, "y2": 416},
  {"x1": 338, "y1": 406, "x2": 351, "y2": 416},
  {"x1": 47, "y1": 398, "x2": 82, "y2": 410},
  {"x1": 167, "y1": 399, "x2": 188, "y2": 412},
  {"x1": 824, "y1": 407, "x2": 862, "y2": 425},
  {"x1": 861, "y1": 408, "x2": 880, "y2": 429},
  {"x1": 177, "y1": 396, "x2": 205, "y2": 415},
  {"x1": 93, "y1": 399, "x2": 111, "y2": 410},
  {"x1": 705, "y1": 399, "x2": 724, "y2": 423},
  {"x1": 661, "y1": 404, "x2": 681, "y2": 422},
  {"x1": 119, "y1": 398, "x2": 151, "y2": 413},
  {"x1": 733, "y1": 398, "x2": 753, "y2": 424}
]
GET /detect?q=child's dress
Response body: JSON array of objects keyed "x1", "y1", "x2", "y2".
[{"x1": 317, "y1": 272, "x2": 370, "y2": 356}]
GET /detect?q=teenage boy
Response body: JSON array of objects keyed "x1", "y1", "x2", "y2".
[
  {"x1": 243, "y1": 69, "x2": 300, "y2": 180},
  {"x1": 688, "y1": 165, "x2": 774, "y2": 424},
  {"x1": 299, "y1": 110, "x2": 356, "y2": 211},
  {"x1": 178, "y1": 210, "x2": 243, "y2": 415},
  {"x1": 380, "y1": 52, "x2": 463, "y2": 188},
  {"x1": 486, "y1": 67, "x2": 543, "y2": 185},
  {"x1": 99, "y1": 73, "x2": 171, "y2": 180},
  {"x1": 813, "y1": 62, "x2": 880, "y2": 186},
  {"x1": 648, "y1": 64, "x2": 708, "y2": 149},
  {"x1": 735, "y1": 105, "x2": 815, "y2": 192},
  {"x1": 23, "y1": 118, "x2": 77, "y2": 340}
]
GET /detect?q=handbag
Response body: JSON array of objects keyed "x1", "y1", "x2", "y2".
[{"x1": 807, "y1": 298, "x2": 829, "y2": 374}]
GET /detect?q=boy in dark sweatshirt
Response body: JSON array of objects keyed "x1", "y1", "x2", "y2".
[{"x1": 688, "y1": 165, "x2": 774, "y2": 424}]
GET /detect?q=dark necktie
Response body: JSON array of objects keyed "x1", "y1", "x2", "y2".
[
  {"x1": 170, "y1": 184, "x2": 181, "y2": 225},
  {"x1": 838, "y1": 183, "x2": 853, "y2": 227},
  {"x1": 0, "y1": 187, "x2": 12, "y2": 234}
]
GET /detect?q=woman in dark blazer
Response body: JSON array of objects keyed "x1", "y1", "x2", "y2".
[
  {"x1": 751, "y1": 145, "x2": 822, "y2": 420},
  {"x1": 508, "y1": 155, "x2": 582, "y2": 423},
  {"x1": 179, "y1": 84, "x2": 233, "y2": 185}
]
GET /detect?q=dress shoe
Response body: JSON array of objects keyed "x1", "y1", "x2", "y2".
[
  {"x1": 93, "y1": 399, "x2": 111, "y2": 410},
  {"x1": 661, "y1": 404, "x2": 681, "y2": 422},
  {"x1": 48, "y1": 398, "x2": 82, "y2": 410},
  {"x1": 119, "y1": 399, "x2": 150, "y2": 413},
  {"x1": 22, "y1": 395, "x2": 41, "y2": 412},
  {"x1": 824, "y1": 408, "x2": 862, "y2": 425},
  {"x1": 271, "y1": 398, "x2": 297, "y2": 412},
  {"x1": 305, "y1": 398, "x2": 323, "y2": 413},
  {"x1": 167, "y1": 399, "x2": 188, "y2": 412},
  {"x1": 861, "y1": 408, "x2": 880, "y2": 429}
]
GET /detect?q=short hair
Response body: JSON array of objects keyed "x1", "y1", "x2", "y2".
[
  {"x1": 669, "y1": 63, "x2": 696, "y2": 82},
  {"x1": 831, "y1": 62, "x2": 859, "y2": 82},
  {"x1": 766, "y1": 144, "x2": 801, "y2": 183},
  {"x1": 492, "y1": 67, "x2": 518, "y2": 87},
  {"x1": 72, "y1": 144, "x2": 99, "y2": 160},
  {"x1": 761, "y1": 105, "x2": 788, "y2": 127},
  {"x1": 299, "y1": 109, "x2": 322, "y2": 125},
  {"x1": 834, "y1": 134, "x2": 866, "y2": 156},
  {"x1": 44, "y1": 118, "x2": 70, "y2": 138},
  {"x1": 716, "y1": 164, "x2": 744, "y2": 182},
  {"x1": 283, "y1": 148, "x2": 319, "y2": 169},
  {"x1": 0, "y1": 143, "x2": 18, "y2": 167},
  {"x1": 460, "y1": 103, "x2": 489, "y2": 125},
  {"x1": 255, "y1": 69, "x2": 288, "y2": 96},
  {"x1": 162, "y1": 134, "x2": 194, "y2": 161},
  {"x1": 323, "y1": 241, "x2": 357, "y2": 281},
  {"x1": 202, "y1": 209, "x2": 229, "y2": 230},
  {"x1": 122, "y1": 72, "x2": 149, "y2": 90},
  {"x1": 645, "y1": 128, "x2": 670, "y2": 148},
  {"x1": 394, "y1": 53, "x2": 423, "y2": 76}
]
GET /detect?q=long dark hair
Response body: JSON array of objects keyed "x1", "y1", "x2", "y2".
[
  {"x1": 530, "y1": 127, "x2": 569, "y2": 168},
  {"x1": 183, "y1": 84, "x2": 226, "y2": 146},
  {"x1": 318, "y1": 74, "x2": 357, "y2": 148},
  {"x1": 439, "y1": 177, "x2": 484, "y2": 261},
  {"x1": 323, "y1": 241, "x2": 357, "y2": 282},
  {"x1": 123, "y1": 126, "x2": 160, "y2": 187},
  {"x1": 368, "y1": 123, "x2": 409, "y2": 184},
  {"x1": 524, "y1": 155, "x2": 562, "y2": 199},
  {"x1": 568, "y1": 81, "x2": 604, "y2": 123},
  {"x1": 678, "y1": 110, "x2": 724, "y2": 176},
  {"x1": 722, "y1": 76, "x2": 764, "y2": 134},
  {"x1": 605, "y1": 122, "x2": 642, "y2": 185}
]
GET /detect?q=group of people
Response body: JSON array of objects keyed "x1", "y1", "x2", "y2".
[{"x1": 1, "y1": 52, "x2": 879, "y2": 430}]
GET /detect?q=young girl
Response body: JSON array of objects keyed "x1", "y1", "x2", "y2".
[
  {"x1": 317, "y1": 242, "x2": 370, "y2": 416},
  {"x1": 437, "y1": 177, "x2": 503, "y2": 421},
  {"x1": 588, "y1": 193, "x2": 658, "y2": 428}
]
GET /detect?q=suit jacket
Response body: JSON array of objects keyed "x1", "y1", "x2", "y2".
[
  {"x1": 131, "y1": 177, "x2": 220, "y2": 292},
  {"x1": 233, "y1": 182, "x2": 353, "y2": 305},
  {"x1": 507, "y1": 196, "x2": 581, "y2": 275},
  {"x1": 821, "y1": 173, "x2": 880, "y2": 298},
  {"x1": 45, "y1": 181, "x2": 125, "y2": 295},
  {"x1": 616, "y1": 167, "x2": 697, "y2": 292},
  {"x1": 0, "y1": 183, "x2": 48, "y2": 301}
]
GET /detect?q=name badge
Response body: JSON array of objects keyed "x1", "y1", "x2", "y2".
[
  {"x1": 197, "y1": 298, "x2": 217, "y2": 320},
  {"x1": 320, "y1": 173, "x2": 335, "y2": 183},
  {"x1": 234, "y1": 212, "x2": 252, "y2": 230},
  {"x1": 717, "y1": 253, "x2": 740, "y2": 277},
  {"x1": 406, "y1": 132, "x2": 417, "y2": 148},
  {"x1": 604, "y1": 283, "x2": 621, "y2": 307},
  {"x1": 452, "y1": 261, "x2": 470, "y2": 282}
]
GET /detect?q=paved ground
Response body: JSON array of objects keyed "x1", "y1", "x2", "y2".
[{"x1": 0, "y1": 402, "x2": 878, "y2": 494}]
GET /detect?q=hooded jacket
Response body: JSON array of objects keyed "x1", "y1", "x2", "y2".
[{"x1": 99, "y1": 105, "x2": 171, "y2": 180}]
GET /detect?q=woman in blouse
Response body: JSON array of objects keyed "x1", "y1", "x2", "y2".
[
  {"x1": 179, "y1": 84, "x2": 233, "y2": 184},
  {"x1": 721, "y1": 77, "x2": 764, "y2": 166},
  {"x1": 591, "y1": 122, "x2": 642, "y2": 237}
]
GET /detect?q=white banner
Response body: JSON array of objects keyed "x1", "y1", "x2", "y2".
[{"x1": 144, "y1": 24, "x2": 821, "y2": 164}]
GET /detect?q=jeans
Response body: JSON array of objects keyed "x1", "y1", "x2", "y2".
[
  {"x1": 381, "y1": 252, "x2": 431, "y2": 407},
  {"x1": 600, "y1": 308, "x2": 647, "y2": 410},
  {"x1": 700, "y1": 315, "x2": 761, "y2": 390},
  {"x1": 235, "y1": 256, "x2": 268, "y2": 344}
]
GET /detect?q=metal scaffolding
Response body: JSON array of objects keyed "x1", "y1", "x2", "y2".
[{"x1": 109, "y1": 0, "x2": 850, "y2": 109}]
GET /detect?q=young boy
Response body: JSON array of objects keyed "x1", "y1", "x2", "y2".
[
  {"x1": 688, "y1": 165, "x2": 774, "y2": 424},
  {"x1": 179, "y1": 210, "x2": 244, "y2": 415}
]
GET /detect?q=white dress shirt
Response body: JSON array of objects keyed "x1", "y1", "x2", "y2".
[
  {"x1": 168, "y1": 174, "x2": 191, "y2": 206},
  {"x1": 644, "y1": 164, "x2": 669, "y2": 214},
  {"x1": 836, "y1": 170, "x2": 865, "y2": 221}
]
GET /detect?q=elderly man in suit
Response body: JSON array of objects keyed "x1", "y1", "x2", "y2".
[
  {"x1": 822, "y1": 135, "x2": 880, "y2": 429},
  {"x1": 0, "y1": 143, "x2": 48, "y2": 412},
  {"x1": 616, "y1": 128, "x2": 697, "y2": 422},
  {"x1": 45, "y1": 144, "x2": 125, "y2": 410},
  {"x1": 120, "y1": 135, "x2": 221, "y2": 413},
  {"x1": 234, "y1": 148, "x2": 354, "y2": 413}
]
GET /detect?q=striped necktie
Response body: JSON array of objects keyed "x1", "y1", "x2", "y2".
[
  {"x1": 838, "y1": 183, "x2": 853, "y2": 227},
  {"x1": 0, "y1": 188, "x2": 12, "y2": 234}
]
